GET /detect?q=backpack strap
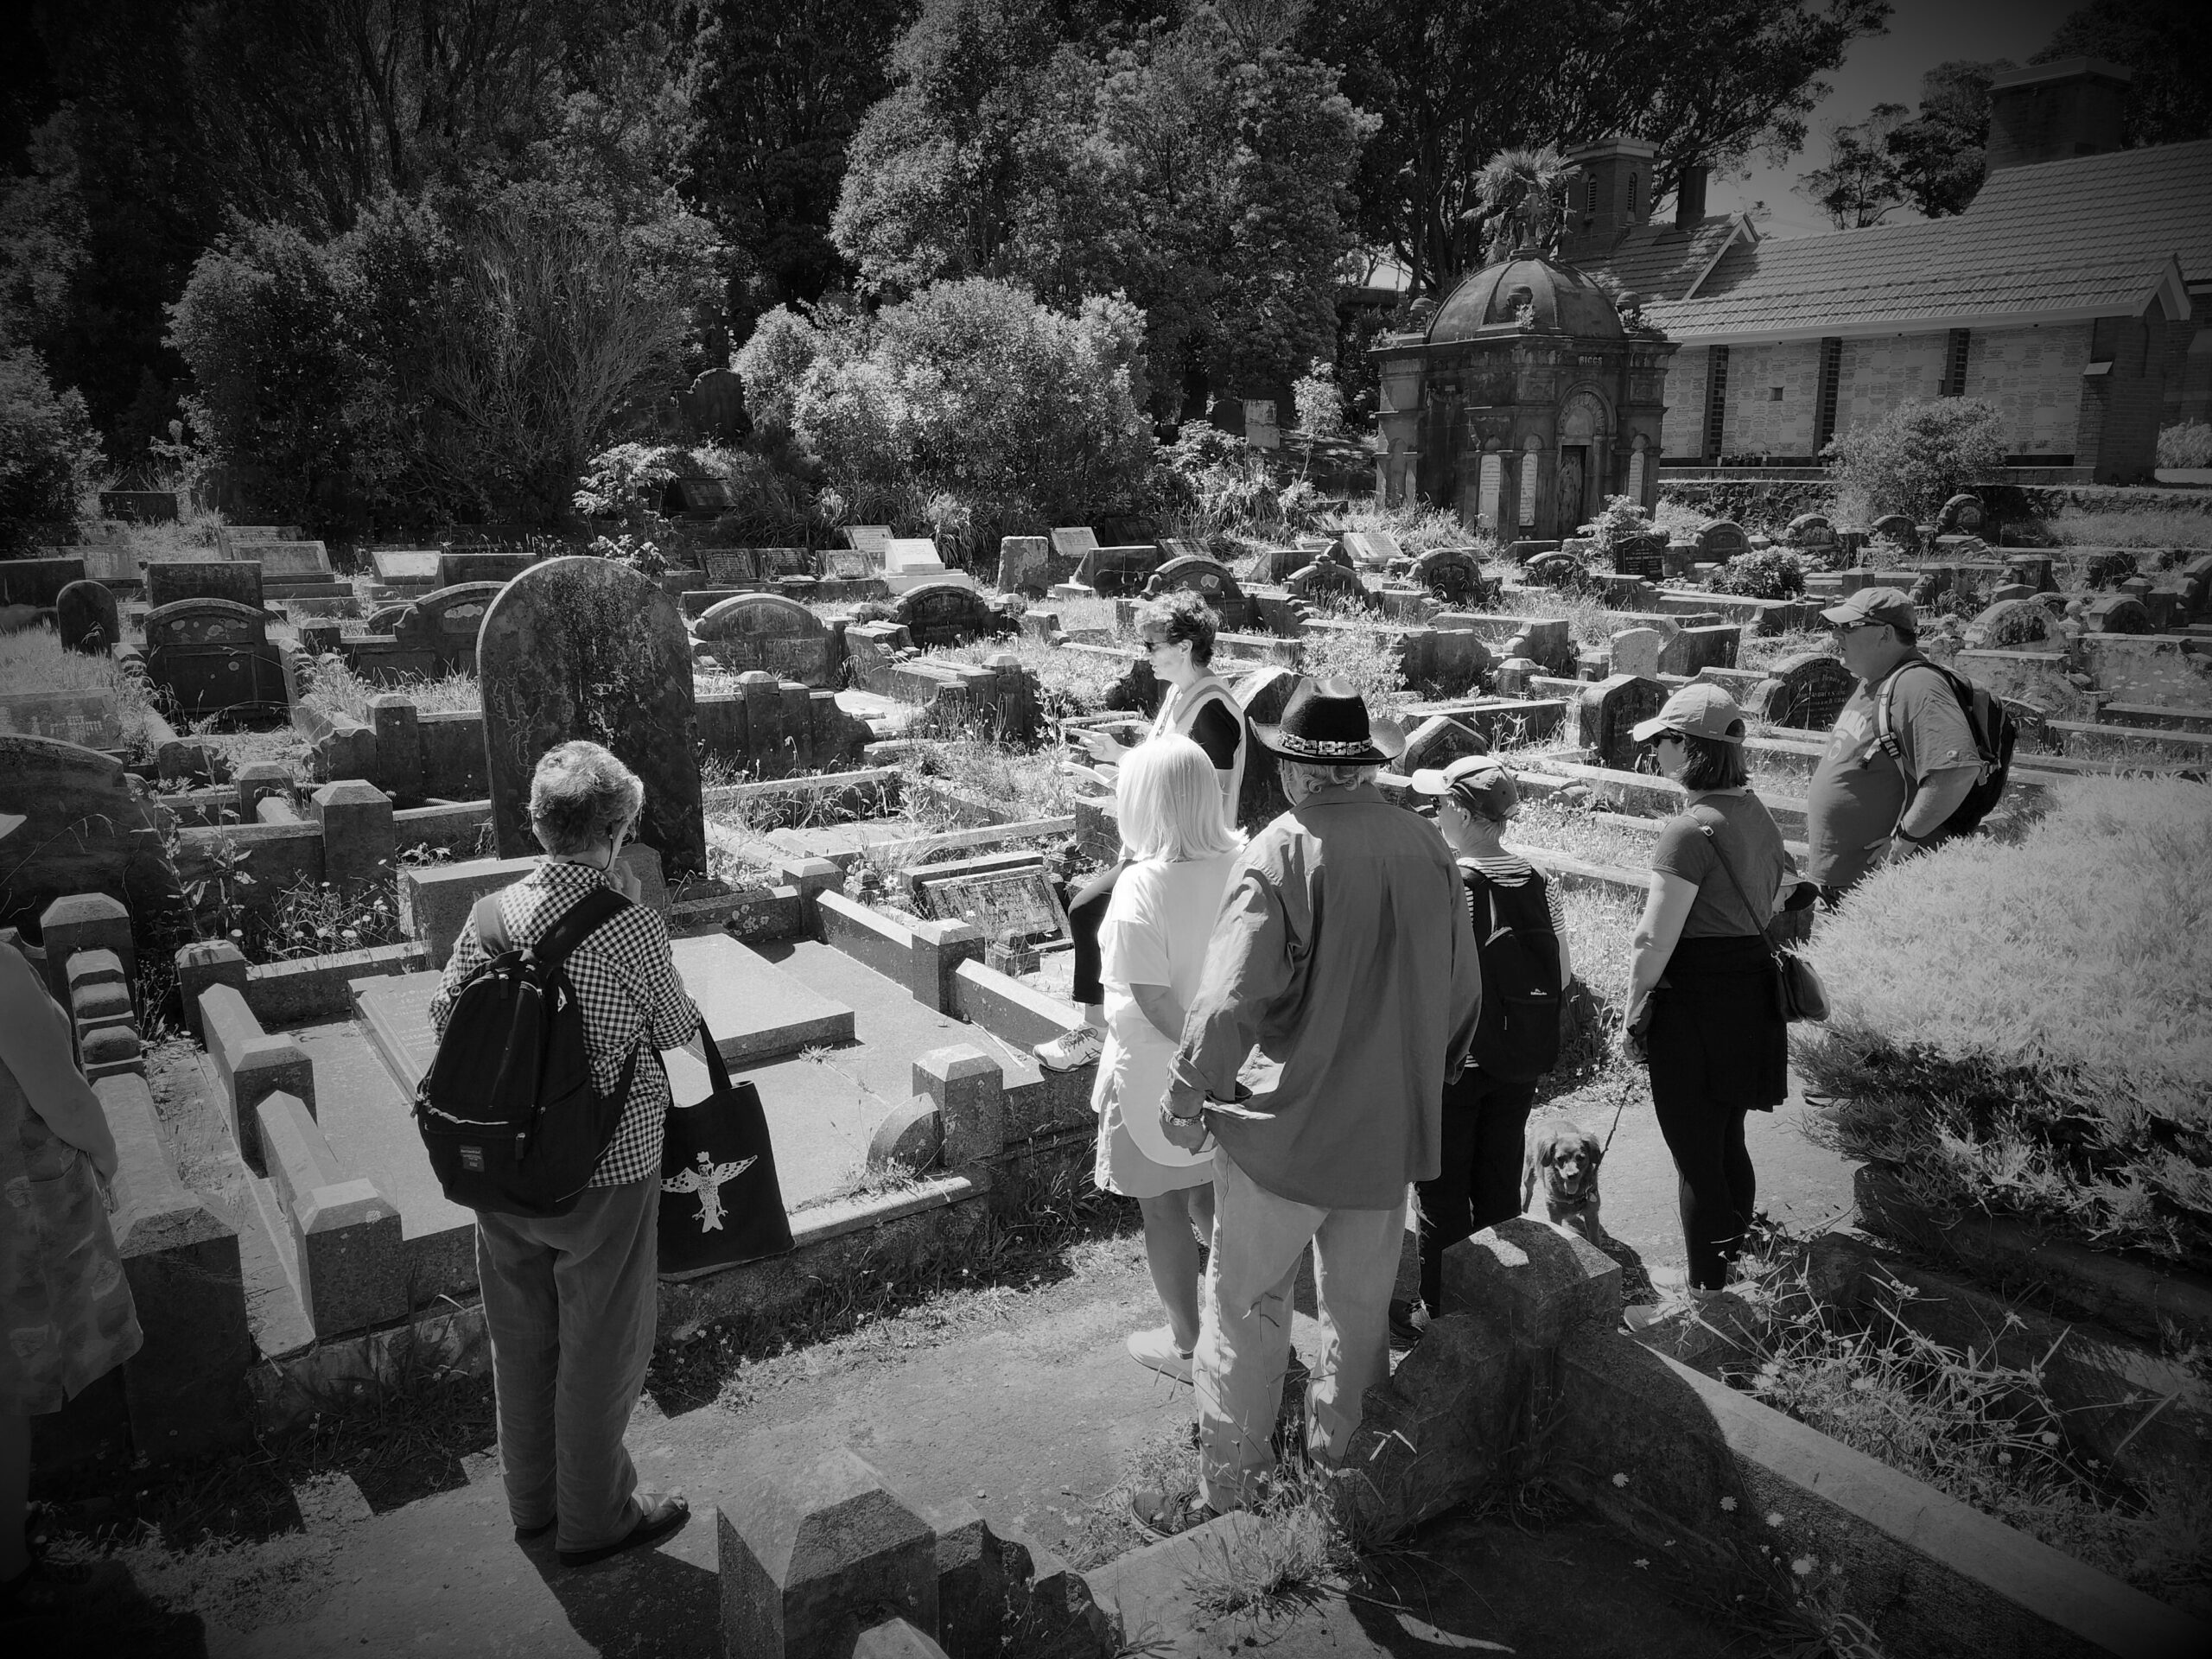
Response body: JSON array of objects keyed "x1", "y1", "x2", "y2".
[
  {"x1": 1688, "y1": 804, "x2": 1779, "y2": 949},
  {"x1": 532, "y1": 885, "x2": 632, "y2": 966},
  {"x1": 474, "y1": 893, "x2": 513, "y2": 957}
]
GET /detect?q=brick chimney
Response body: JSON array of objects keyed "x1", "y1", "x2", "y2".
[
  {"x1": 1559, "y1": 137, "x2": 1658, "y2": 262},
  {"x1": 1986, "y1": 59, "x2": 2131, "y2": 172},
  {"x1": 1675, "y1": 163, "x2": 1710, "y2": 230}
]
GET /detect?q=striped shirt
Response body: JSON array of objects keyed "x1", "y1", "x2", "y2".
[
  {"x1": 429, "y1": 860, "x2": 699, "y2": 1188},
  {"x1": 1459, "y1": 854, "x2": 1568, "y2": 941}
]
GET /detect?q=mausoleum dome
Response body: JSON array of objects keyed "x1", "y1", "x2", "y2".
[{"x1": 1426, "y1": 251, "x2": 1625, "y2": 346}]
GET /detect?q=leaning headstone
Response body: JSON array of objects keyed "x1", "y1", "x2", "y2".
[
  {"x1": 1577, "y1": 674, "x2": 1668, "y2": 772},
  {"x1": 0, "y1": 736, "x2": 177, "y2": 934},
  {"x1": 478, "y1": 556, "x2": 705, "y2": 878},
  {"x1": 694, "y1": 593, "x2": 840, "y2": 687},
  {"x1": 1142, "y1": 554, "x2": 1245, "y2": 624},
  {"x1": 1748, "y1": 652, "x2": 1855, "y2": 731},
  {"x1": 394, "y1": 582, "x2": 503, "y2": 668},
  {"x1": 1394, "y1": 714, "x2": 1491, "y2": 778},
  {"x1": 370, "y1": 549, "x2": 442, "y2": 587},
  {"x1": 896, "y1": 582, "x2": 1000, "y2": 650},
  {"x1": 2084, "y1": 594, "x2": 2152, "y2": 635},
  {"x1": 1607, "y1": 627, "x2": 1664, "y2": 681},
  {"x1": 912, "y1": 863, "x2": 1070, "y2": 946},
  {"x1": 55, "y1": 580, "x2": 120, "y2": 654},
  {"x1": 719, "y1": 1446, "x2": 939, "y2": 1659},
  {"x1": 146, "y1": 559, "x2": 263, "y2": 611},
  {"x1": 1049, "y1": 527, "x2": 1100, "y2": 565},
  {"x1": 1409, "y1": 548, "x2": 1487, "y2": 607},
  {"x1": 0, "y1": 690, "x2": 124, "y2": 750},
  {"x1": 996, "y1": 536, "x2": 1051, "y2": 594},
  {"x1": 1936, "y1": 493, "x2": 1985, "y2": 535},
  {"x1": 1695, "y1": 520, "x2": 1749, "y2": 563},
  {"x1": 842, "y1": 525, "x2": 893, "y2": 556}
]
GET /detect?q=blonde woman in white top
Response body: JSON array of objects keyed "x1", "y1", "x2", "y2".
[{"x1": 1090, "y1": 736, "x2": 1243, "y2": 1381}]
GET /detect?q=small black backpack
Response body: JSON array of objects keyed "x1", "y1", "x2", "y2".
[
  {"x1": 1870, "y1": 659, "x2": 2018, "y2": 838},
  {"x1": 415, "y1": 887, "x2": 638, "y2": 1217},
  {"x1": 1459, "y1": 863, "x2": 1563, "y2": 1083}
]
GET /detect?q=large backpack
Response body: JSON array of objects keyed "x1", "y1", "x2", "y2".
[
  {"x1": 415, "y1": 887, "x2": 639, "y2": 1217},
  {"x1": 1868, "y1": 659, "x2": 2018, "y2": 839},
  {"x1": 1459, "y1": 862, "x2": 1562, "y2": 1084}
]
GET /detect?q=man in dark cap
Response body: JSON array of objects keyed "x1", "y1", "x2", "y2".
[
  {"x1": 1805, "y1": 587, "x2": 1985, "y2": 896},
  {"x1": 1155, "y1": 680, "x2": 1482, "y2": 1523}
]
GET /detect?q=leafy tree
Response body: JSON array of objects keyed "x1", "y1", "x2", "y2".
[
  {"x1": 0, "y1": 346, "x2": 104, "y2": 545},
  {"x1": 1796, "y1": 102, "x2": 1910, "y2": 227},
  {"x1": 1822, "y1": 398, "x2": 2006, "y2": 523},
  {"x1": 1472, "y1": 147, "x2": 1567, "y2": 259},
  {"x1": 1297, "y1": 0, "x2": 1891, "y2": 296},
  {"x1": 1885, "y1": 60, "x2": 2011, "y2": 219},
  {"x1": 2037, "y1": 0, "x2": 2212, "y2": 147}
]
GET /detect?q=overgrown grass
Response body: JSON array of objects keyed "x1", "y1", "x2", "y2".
[
  {"x1": 305, "y1": 659, "x2": 482, "y2": 721},
  {"x1": 2046, "y1": 508, "x2": 2212, "y2": 549},
  {"x1": 1326, "y1": 500, "x2": 1480, "y2": 556},
  {"x1": 1297, "y1": 618, "x2": 1414, "y2": 712},
  {"x1": 1797, "y1": 778, "x2": 2212, "y2": 1268},
  {"x1": 909, "y1": 734, "x2": 1080, "y2": 824},
  {"x1": 1723, "y1": 1239, "x2": 2212, "y2": 1618},
  {"x1": 935, "y1": 632, "x2": 1130, "y2": 718},
  {"x1": 0, "y1": 626, "x2": 169, "y2": 759}
]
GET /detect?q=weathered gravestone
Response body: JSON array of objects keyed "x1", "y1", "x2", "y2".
[
  {"x1": 1, "y1": 556, "x2": 87, "y2": 609},
  {"x1": 1748, "y1": 652, "x2": 1855, "y2": 731},
  {"x1": 677, "y1": 366, "x2": 747, "y2": 442},
  {"x1": 996, "y1": 536, "x2": 1052, "y2": 595},
  {"x1": 98, "y1": 489, "x2": 178, "y2": 523},
  {"x1": 238, "y1": 541, "x2": 334, "y2": 580},
  {"x1": 703, "y1": 549, "x2": 760, "y2": 587},
  {"x1": 694, "y1": 593, "x2": 840, "y2": 687},
  {"x1": 1968, "y1": 597, "x2": 2056, "y2": 650},
  {"x1": 370, "y1": 549, "x2": 442, "y2": 587},
  {"x1": 1695, "y1": 520, "x2": 1749, "y2": 563},
  {"x1": 437, "y1": 550, "x2": 532, "y2": 589},
  {"x1": 1937, "y1": 493, "x2": 1985, "y2": 535},
  {"x1": 145, "y1": 599, "x2": 282, "y2": 717},
  {"x1": 660, "y1": 474, "x2": 733, "y2": 518},
  {"x1": 1231, "y1": 665, "x2": 1308, "y2": 830},
  {"x1": 1393, "y1": 714, "x2": 1491, "y2": 778},
  {"x1": 478, "y1": 556, "x2": 706, "y2": 878},
  {"x1": 364, "y1": 603, "x2": 411, "y2": 635},
  {"x1": 1608, "y1": 627, "x2": 1664, "y2": 681},
  {"x1": 1409, "y1": 548, "x2": 1488, "y2": 607},
  {"x1": 1869, "y1": 513, "x2": 1918, "y2": 555},
  {"x1": 1786, "y1": 513, "x2": 1835, "y2": 551},
  {"x1": 1610, "y1": 533, "x2": 1669, "y2": 582},
  {"x1": 1286, "y1": 559, "x2": 1370, "y2": 609},
  {"x1": 2084, "y1": 594, "x2": 2153, "y2": 634},
  {"x1": 56, "y1": 580, "x2": 120, "y2": 654},
  {"x1": 1577, "y1": 674, "x2": 1668, "y2": 772},
  {"x1": 756, "y1": 548, "x2": 817, "y2": 579},
  {"x1": 1343, "y1": 530, "x2": 1404, "y2": 567},
  {"x1": 1049, "y1": 527, "x2": 1100, "y2": 566},
  {"x1": 1250, "y1": 543, "x2": 1310, "y2": 584},
  {"x1": 823, "y1": 549, "x2": 874, "y2": 583},
  {"x1": 1075, "y1": 546, "x2": 1157, "y2": 598},
  {"x1": 1142, "y1": 555, "x2": 1249, "y2": 627},
  {"x1": 2002, "y1": 554, "x2": 2056, "y2": 594},
  {"x1": 0, "y1": 736, "x2": 182, "y2": 933},
  {"x1": 2180, "y1": 554, "x2": 2212, "y2": 621},
  {"x1": 895, "y1": 582, "x2": 1001, "y2": 650},
  {"x1": 147, "y1": 559, "x2": 263, "y2": 611},
  {"x1": 2083, "y1": 550, "x2": 2138, "y2": 591},
  {"x1": 0, "y1": 690, "x2": 124, "y2": 750},
  {"x1": 912, "y1": 862, "x2": 1070, "y2": 946},
  {"x1": 842, "y1": 525, "x2": 893, "y2": 556},
  {"x1": 395, "y1": 582, "x2": 503, "y2": 668}
]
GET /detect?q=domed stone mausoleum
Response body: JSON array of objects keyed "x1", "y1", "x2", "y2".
[{"x1": 1370, "y1": 250, "x2": 1676, "y2": 539}]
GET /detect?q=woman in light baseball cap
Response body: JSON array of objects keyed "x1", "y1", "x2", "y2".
[{"x1": 1623, "y1": 684, "x2": 1802, "y2": 1312}]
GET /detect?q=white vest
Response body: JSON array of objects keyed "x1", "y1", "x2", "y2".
[{"x1": 1150, "y1": 672, "x2": 1247, "y2": 829}]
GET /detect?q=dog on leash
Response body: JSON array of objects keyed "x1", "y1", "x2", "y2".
[{"x1": 1522, "y1": 1122, "x2": 1605, "y2": 1245}]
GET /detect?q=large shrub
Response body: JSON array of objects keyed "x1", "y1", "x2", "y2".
[
  {"x1": 1821, "y1": 397, "x2": 2005, "y2": 524},
  {"x1": 0, "y1": 346, "x2": 104, "y2": 544},
  {"x1": 2158, "y1": 420, "x2": 2212, "y2": 469},
  {"x1": 1707, "y1": 547, "x2": 1807, "y2": 599},
  {"x1": 1798, "y1": 779, "x2": 2212, "y2": 1268},
  {"x1": 735, "y1": 279, "x2": 1152, "y2": 549}
]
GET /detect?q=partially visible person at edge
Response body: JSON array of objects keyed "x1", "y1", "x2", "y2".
[
  {"x1": 429, "y1": 741, "x2": 702, "y2": 1568},
  {"x1": 1803, "y1": 587, "x2": 1983, "y2": 899},
  {"x1": 0, "y1": 811, "x2": 143, "y2": 1620},
  {"x1": 1621, "y1": 686, "x2": 1809, "y2": 1313},
  {"x1": 1038, "y1": 591, "x2": 1247, "y2": 1074},
  {"x1": 1152, "y1": 681, "x2": 1482, "y2": 1529},
  {"x1": 1087, "y1": 736, "x2": 1244, "y2": 1386},
  {"x1": 1393, "y1": 756, "x2": 1573, "y2": 1343}
]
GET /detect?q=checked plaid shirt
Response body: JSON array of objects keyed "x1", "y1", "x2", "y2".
[{"x1": 429, "y1": 859, "x2": 700, "y2": 1188}]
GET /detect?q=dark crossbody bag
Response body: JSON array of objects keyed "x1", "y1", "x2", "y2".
[{"x1": 1689, "y1": 804, "x2": 1829, "y2": 1025}]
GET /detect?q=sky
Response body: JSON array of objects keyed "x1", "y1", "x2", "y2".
[{"x1": 1713, "y1": 0, "x2": 2084, "y2": 238}]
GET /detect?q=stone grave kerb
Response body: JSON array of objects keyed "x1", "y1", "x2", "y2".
[{"x1": 477, "y1": 556, "x2": 706, "y2": 878}]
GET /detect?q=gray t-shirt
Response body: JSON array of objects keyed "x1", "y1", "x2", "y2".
[
  {"x1": 1650, "y1": 791, "x2": 1796, "y2": 938},
  {"x1": 1806, "y1": 657, "x2": 1980, "y2": 890}
]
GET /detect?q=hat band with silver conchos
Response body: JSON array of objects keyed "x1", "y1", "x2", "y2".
[{"x1": 1270, "y1": 732, "x2": 1381, "y2": 759}]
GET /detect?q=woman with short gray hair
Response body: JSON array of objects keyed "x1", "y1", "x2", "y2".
[{"x1": 430, "y1": 740, "x2": 702, "y2": 1568}]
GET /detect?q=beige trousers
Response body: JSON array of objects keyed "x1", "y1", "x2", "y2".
[{"x1": 1193, "y1": 1150, "x2": 1408, "y2": 1512}]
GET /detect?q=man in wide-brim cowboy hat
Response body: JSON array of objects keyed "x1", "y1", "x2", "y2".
[{"x1": 1156, "y1": 678, "x2": 1482, "y2": 1524}]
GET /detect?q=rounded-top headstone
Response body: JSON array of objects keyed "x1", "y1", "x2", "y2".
[
  {"x1": 1750, "y1": 652, "x2": 1855, "y2": 731},
  {"x1": 2083, "y1": 594, "x2": 2152, "y2": 634},
  {"x1": 1937, "y1": 493, "x2": 1985, "y2": 534},
  {"x1": 55, "y1": 580, "x2": 120, "y2": 654},
  {"x1": 477, "y1": 556, "x2": 704, "y2": 877},
  {"x1": 1870, "y1": 513, "x2": 1917, "y2": 553},
  {"x1": 1696, "y1": 520, "x2": 1750, "y2": 561}
]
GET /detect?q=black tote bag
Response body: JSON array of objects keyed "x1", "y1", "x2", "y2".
[{"x1": 657, "y1": 1022, "x2": 793, "y2": 1279}]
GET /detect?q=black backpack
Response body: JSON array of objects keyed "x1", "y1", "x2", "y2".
[
  {"x1": 415, "y1": 887, "x2": 639, "y2": 1218},
  {"x1": 1869, "y1": 659, "x2": 2017, "y2": 838},
  {"x1": 1459, "y1": 862, "x2": 1562, "y2": 1084}
]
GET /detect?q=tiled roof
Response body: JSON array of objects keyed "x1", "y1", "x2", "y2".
[
  {"x1": 1638, "y1": 138, "x2": 2212, "y2": 340},
  {"x1": 1574, "y1": 218, "x2": 1747, "y2": 303}
]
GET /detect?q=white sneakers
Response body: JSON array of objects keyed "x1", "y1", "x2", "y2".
[
  {"x1": 1034, "y1": 1026, "x2": 1104, "y2": 1071},
  {"x1": 1126, "y1": 1325, "x2": 1193, "y2": 1383}
]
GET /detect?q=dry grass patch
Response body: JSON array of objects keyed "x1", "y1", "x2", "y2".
[
  {"x1": 0, "y1": 627, "x2": 168, "y2": 758},
  {"x1": 1798, "y1": 777, "x2": 2212, "y2": 1268},
  {"x1": 308, "y1": 660, "x2": 481, "y2": 721},
  {"x1": 2045, "y1": 508, "x2": 2212, "y2": 550}
]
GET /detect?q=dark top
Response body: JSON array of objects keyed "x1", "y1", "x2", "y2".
[
  {"x1": 1649, "y1": 791, "x2": 1796, "y2": 939},
  {"x1": 1187, "y1": 699, "x2": 1241, "y2": 772}
]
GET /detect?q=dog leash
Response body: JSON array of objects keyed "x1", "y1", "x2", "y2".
[{"x1": 1599, "y1": 1065, "x2": 1637, "y2": 1158}]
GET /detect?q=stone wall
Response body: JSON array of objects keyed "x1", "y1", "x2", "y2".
[
  {"x1": 1833, "y1": 331, "x2": 1949, "y2": 436},
  {"x1": 1659, "y1": 347, "x2": 1708, "y2": 459},
  {"x1": 1963, "y1": 322, "x2": 2089, "y2": 458},
  {"x1": 1719, "y1": 339, "x2": 1821, "y2": 457}
]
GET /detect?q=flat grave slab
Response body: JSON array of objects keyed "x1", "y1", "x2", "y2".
[{"x1": 0, "y1": 690, "x2": 124, "y2": 750}]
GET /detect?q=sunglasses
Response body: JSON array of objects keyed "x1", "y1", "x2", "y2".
[{"x1": 1829, "y1": 620, "x2": 1881, "y2": 638}]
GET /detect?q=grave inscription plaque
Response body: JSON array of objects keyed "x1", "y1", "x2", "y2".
[
  {"x1": 478, "y1": 556, "x2": 706, "y2": 878},
  {"x1": 0, "y1": 690, "x2": 124, "y2": 750},
  {"x1": 147, "y1": 559, "x2": 264, "y2": 611},
  {"x1": 913, "y1": 864, "x2": 1070, "y2": 945}
]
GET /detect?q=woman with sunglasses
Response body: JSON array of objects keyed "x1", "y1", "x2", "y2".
[{"x1": 1622, "y1": 684, "x2": 1802, "y2": 1305}]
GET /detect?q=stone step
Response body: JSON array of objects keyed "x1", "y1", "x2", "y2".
[{"x1": 352, "y1": 932, "x2": 856, "y2": 1098}]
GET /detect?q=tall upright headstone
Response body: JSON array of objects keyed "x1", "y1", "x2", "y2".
[
  {"x1": 56, "y1": 580, "x2": 120, "y2": 653},
  {"x1": 477, "y1": 556, "x2": 706, "y2": 879},
  {"x1": 1577, "y1": 674, "x2": 1668, "y2": 772}
]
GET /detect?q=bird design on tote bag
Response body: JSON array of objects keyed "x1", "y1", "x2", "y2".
[{"x1": 663, "y1": 1150, "x2": 756, "y2": 1233}]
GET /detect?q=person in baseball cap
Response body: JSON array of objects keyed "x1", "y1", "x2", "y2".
[
  {"x1": 1630, "y1": 681, "x2": 1747, "y2": 750},
  {"x1": 1816, "y1": 585, "x2": 1918, "y2": 638},
  {"x1": 1408, "y1": 753, "x2": 1521, "y2": 819}
]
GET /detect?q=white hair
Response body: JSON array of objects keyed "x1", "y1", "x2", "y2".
[
  {"x1": 1281, "y1": 760, "x2": 1379, "y2": 793},
  {"x1": 530, "y1": 741, "x2": 644, "y2": 854},
  {"x1": 1117, "y1": 735, "x2": 1242, "y2": 862}
]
